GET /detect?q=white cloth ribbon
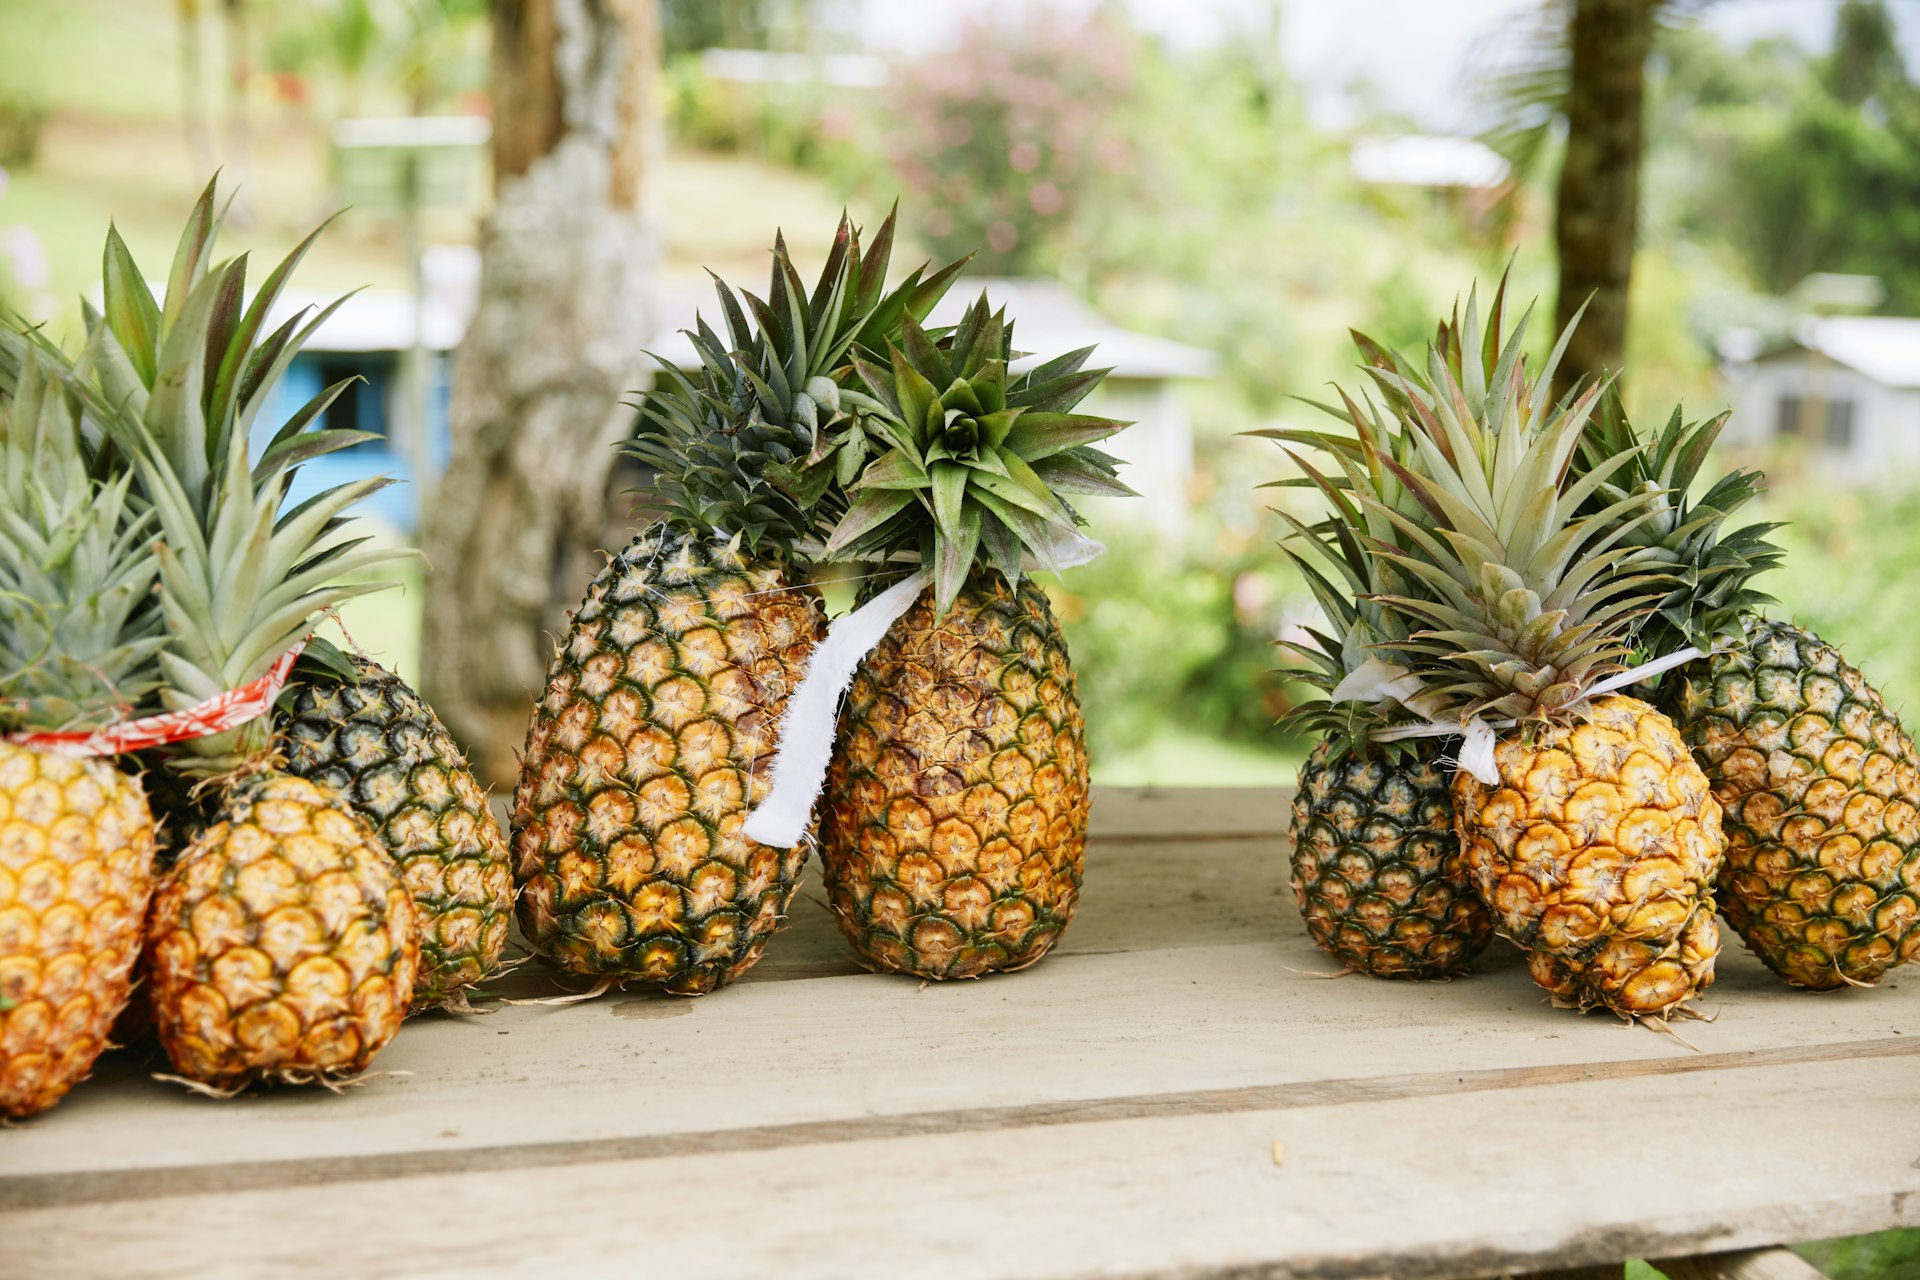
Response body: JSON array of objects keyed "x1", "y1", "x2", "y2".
[
  {"x1": 1355, "y1": 646, "x2": 1707, "y2": 786},
  {"x1": 743, "y1": 537, "x2": 1107, "y2": 849},
  {"x1": 742, "y1": 567, "x2": 933, "y2": 847}
]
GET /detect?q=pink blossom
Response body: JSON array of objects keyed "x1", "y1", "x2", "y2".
[
  {"x1": 1028, "y1": 182, "x2": 1064, "y2": 216},
  {"x1": 1008, "y1": 139, "x2": 1041, "y2": 173},
  {"x1": 987, "y1": 220, "x2": 1019, "y2": 255}
]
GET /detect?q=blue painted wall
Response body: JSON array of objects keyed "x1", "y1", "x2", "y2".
[{"x1": 257, "y1": 351, "x2": 453, "y2": 535}]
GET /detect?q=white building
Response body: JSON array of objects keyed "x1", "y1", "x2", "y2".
[{"x1": 1722, "y1": 316, "x2": 1920, "y2": 483}]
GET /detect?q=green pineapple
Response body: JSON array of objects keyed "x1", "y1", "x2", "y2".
[
  {"x1": 1572, "y1": 394, "x2": 1920, "y2": 990},
  {"x1": 280, "y1": 646, "x2": 512, "y2": 1008},
  {"x1": 1255, "y1": 388, "x2": 1492, "y2": 979}
]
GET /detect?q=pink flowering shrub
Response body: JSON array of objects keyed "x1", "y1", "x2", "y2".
[{"x1": 883, "y1": 11, "x2": 1136, "y2": 273}]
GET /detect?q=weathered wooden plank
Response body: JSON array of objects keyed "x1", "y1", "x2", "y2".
[
  {"x1": 5, "y1": 935, "x2": 1913, "y2": 1184},
  {"x1": 6, "y1": 1055, "x2": 1917, "y2": 1280}
]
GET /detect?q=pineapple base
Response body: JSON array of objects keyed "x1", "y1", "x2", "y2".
[
  {"x1": 1290, "y1": 740, "x2": 1492, "y2": 979},
  {"x1": 513, "y1": 525, "x2": 824, "y2": 994},
  {"x1": 146, "y1": 772, "x2": 418, "y2": 1090},
  {"x1": 1452, "y1": 695, "x2": 1725, "y2": 1018},
  {"x1": 821, "y1": 570, "x2": 1089, "y2": 980},
  {"x1": 1674, "y1": 618, "x2": 1920, "y2": 989},
  {"x1": 0, "y1": 744, "x2": 155, "y2": 1117}
]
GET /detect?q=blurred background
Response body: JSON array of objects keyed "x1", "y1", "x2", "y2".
[{"x1": 3, "y1": 0, "x2": 1918, "y2": 799}]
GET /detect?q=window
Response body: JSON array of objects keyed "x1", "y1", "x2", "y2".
[
  {"x1": 313, "y1": 355, "x2": 393, "y2": 451},
  {"x1": 1773, "y1": 394, "x2": 1857, "y2": 451},
  {"x1": 1775, "y1": 395, "x2": 1802, "y2": 438},
  {"x1": 1827, "y1": 399, "x2": 1856, "y2": 449}
]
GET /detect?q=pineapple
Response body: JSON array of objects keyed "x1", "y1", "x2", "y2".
[
  {"x1": 514, "y1": 212, "x2": 962, "y2": 993},
  {"x1": 816, "y1": 296, "x2": 1132, "y2": 978},
  {"x1": 1676, "y1": 620, "x2": 1920, "y2": 987},
  {"x1": 1340, "y1": 288, "x2": 1725, "y2": 1018},
  {"x1": 57, "y1": 183, "x2": 420, "y2": 1086},
  {"x1": 1573, "y1": 395, "x2": 1920, "y2": 990},
  {"x1": 0, "y1": 349, "x2": 164, "y2": 1117},
  {"x1": 280, "y1": 646, "x2": 511, "y2": 1007},
  {"x1": 1255, "y1": 414, "x2": 1492, "y2": 978}
]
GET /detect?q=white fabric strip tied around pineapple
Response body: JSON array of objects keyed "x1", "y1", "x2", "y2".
[
  {"x1": 744, "y1": 537, "x2": 1106, "y2": 849},
  {"x1": 1334, "y1": 646, "x2": 1707, "y2": 787}
]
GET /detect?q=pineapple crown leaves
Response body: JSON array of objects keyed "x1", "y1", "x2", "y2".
[
  {"x1": 1252, "y1": 381, "x2": 1455, "y2": 759},
  {"x1": 1571, "y1": 384, "x2": 1785, "y2": 659},
  {"x1": 78, "y1": 177, "x2": 375, "y2": 524},
  {"x1": 623, "y1": 204, "x2": 969, "y2": 554},
  {"x1": 0, "y1": 348, "x2": 166, "y2": 732},
  {"x1": 27, "y1": 178, "x2": 410, "y2": 772},
  {"x1": 1321, "y1": 281, "x2": 1681, "y2": 726},
  {"x1": 818, "y1": 293, "x2": 1135, "y2": 615}
]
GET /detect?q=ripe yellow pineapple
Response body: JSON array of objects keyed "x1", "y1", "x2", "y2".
[
  {"x1": 516, "y1": 212, "x2": 961, "y2": 992},
  {"x1": 0, "y1": 349, "x2": 163, "y2": 1116},
  {"x1": 145, "y1": 773, "x2": 415, "y2": 1086},
  {"x1": 823, "y1": 570, "x2": 1088, "y2": 976},
  {"x1": 1344, "y1": 287, "x2": 1725, "y2": 1017},
  {"x1": 516, "y1": 531, "x2": 823, "y2": 991},
  {"x1": 816, "y1": 296, "x2": 1132, "y2": 978},
  {"x1": 63, "y1": 182, "x2": 420, "y2": 1086}
]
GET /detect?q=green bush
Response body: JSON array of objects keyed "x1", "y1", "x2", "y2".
[{"x1": 1047, "y1": 520, "x2": 1306, "y2": 765}]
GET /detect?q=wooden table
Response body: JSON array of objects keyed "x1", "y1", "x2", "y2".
[{"x1": 3, "y1": 787, "x2": 1917, "y2": 1280}]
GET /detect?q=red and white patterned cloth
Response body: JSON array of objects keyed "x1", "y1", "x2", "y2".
[{"x1": 6, "y1": 642, "x2": 306, "y2": 759}]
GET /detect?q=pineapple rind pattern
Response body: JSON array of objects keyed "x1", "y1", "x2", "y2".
[
  {"x1": 0, "y1": 745, "x2": 155, "y2": 1116},
  {"x1": 1452, "y1": 695, "x2": 1723, "y2": 1016},
  {"x1": 514, "y1": 525, "x2": 824, "y2": 994},
  {"x1": 1290, "y1": 740, "x2": 1492, "y2": 978},
  {"x1": 1674, "y1": 618, "x2": 1920, "y2": 988},
  {"x1": 146, "y1": 773, "x2": 418, "y2": 1088},
  {"x1": 822, "y1": 570, "x2": 1088, "y2": 980},
  {"x1": 281, "y1": 656, "x2": 513, "y2": 1005}
]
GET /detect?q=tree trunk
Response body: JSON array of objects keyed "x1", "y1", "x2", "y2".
[
  {"x1": 1551, "y1": 0, "x2": 1653, "y2": 399},
  {"x1": 178, "y1": 0, "x2": 216, "y2": 176},
  {"x1": 421, "y1": 0, "x2": 661, "y2": 785},
  {"x1": 221, "y1": 0, "x2": 254, "y2": 227}
]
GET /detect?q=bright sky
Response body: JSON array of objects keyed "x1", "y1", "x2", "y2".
[{"x1": 855, "y1": 0, "x2": 1920, "y2": 131}]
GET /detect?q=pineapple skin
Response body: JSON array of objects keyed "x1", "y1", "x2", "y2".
[
  {"x1": 281, "y1": 656, "x2": 513, "y2": 1006},
  {"x1": 821, "y1": 570, "x2": 1088, "y2": 979},
  {"x1": 1452, "y1": 695, "x2": 1724, "y2": 1017},
  {"x1": 146, "y1": 772, "x2": 418, "y2": 1088},
  {"x1": 1673, "y1": 618, "x2": 1920, "y2": 988},
  {"x1": 0, "y1": 745, "x2": 156, "y2": 1116},
  {"x1": 513, "y1": 526, "x2": 824, "y2": 994},
  {"x1": 1291, "y1": 740, "x2": 1492, "y2": 978}
]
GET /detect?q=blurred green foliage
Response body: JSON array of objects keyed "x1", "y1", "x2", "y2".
[{"x1": 1047, "y1": 515, "x2": 1307, "y2": 766}]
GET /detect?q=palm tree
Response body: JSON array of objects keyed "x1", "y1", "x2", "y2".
[{"x1": 1478, "y1": 0, "x2": 1677, "y2": 396}]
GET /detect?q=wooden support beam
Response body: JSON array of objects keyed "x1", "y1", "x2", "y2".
[{"x1": 1654, "y1": 1246, "x2": 1827, "y2": 1280}]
